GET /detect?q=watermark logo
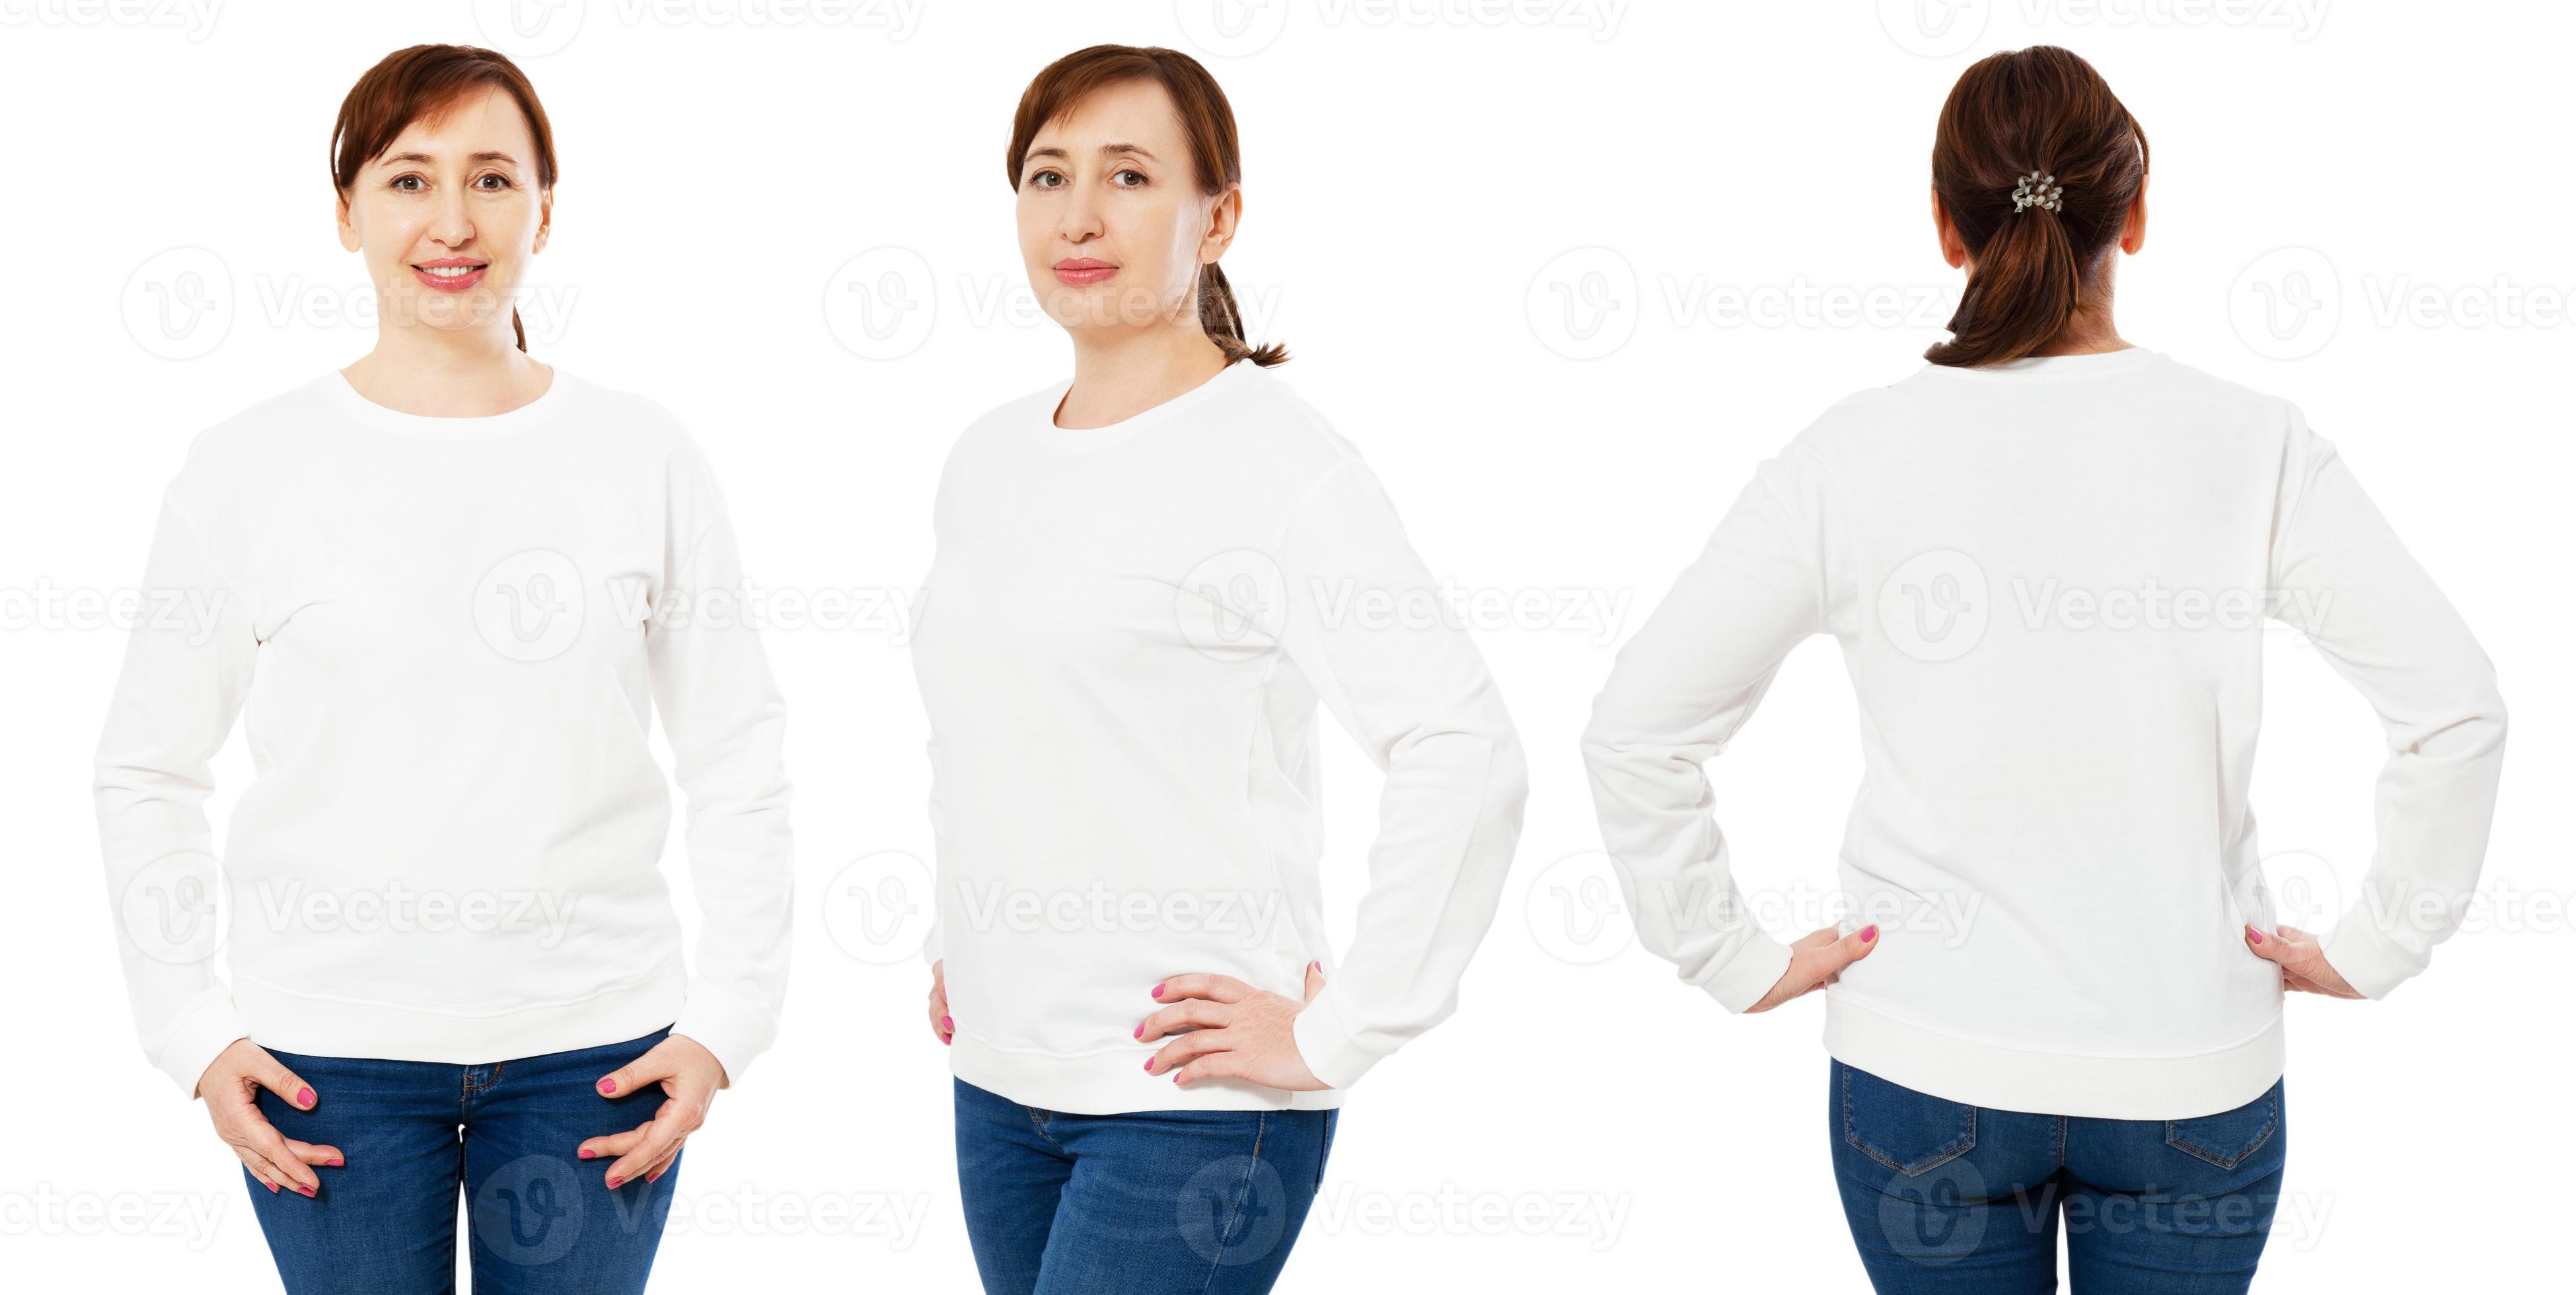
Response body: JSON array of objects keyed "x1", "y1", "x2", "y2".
[
  {"x1": 825, "y1": 248, "x2": 938, "y2": 360},
  {"x1": 472, "y1": 550, "x2": 586, "y2": 663},
  {"x1": 122, "y1": 248, "x2": 233, "y2": 361},
  {"x1": 1174, "y1": 0, "x2": 1289, "y2": 56},
  {"x1": 472, "y1": 1155, "x2": 586, "y2": 1265},
  {"x1": 1526, "y1": 850, "x2": 1634, "y2": 965},
  {"x1": 1874, "y1": 1153, "x2": 1989, "y2": 1263},
  {"x1": 1177, "y1": 1154, "x2": 1295, "y2": 1266},
  {"x1": 1878, "y1": 0, "x2": 1990, "y2": 56},
  {"x1": 1175, "y1": 548, "x2": 1291, "y2": 659},
  {"x1": 472, "y1": 0, "x2": 586, "y2": 56},
  {"x1": 119, "y1": 854, "x2": 229, "y2": 966},
  {"x1": 1878, "y1": 550, "x2": 1989, "y2": 663},
  {"x1": 2228, "y1": 246, "x2": 2340, "y2": 360},
  {"x1": 823, "y1": 850, "x2": 935, "y2": 964},
  {"x1": 1526, "y1": 247, "x2": 1638, "y2": 361},
  {"x1": 0, "y1": 0, "x2": 223, "y2": 39}
]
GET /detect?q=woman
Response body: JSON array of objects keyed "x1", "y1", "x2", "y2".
[
  {"x1": 910, "y1": 45, "x2": 1527, "y2": 1294},
  {"x1": 92, "y1": 45, "x2": 793, "y2": 1292},
  {"x1": 1580, "y1": 46, "x2": 2505, "y2": 1293}
]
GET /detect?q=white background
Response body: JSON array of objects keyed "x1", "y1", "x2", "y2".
[{"x1": 3, "y1": 0, "x2": 2567, "y2": 1289}]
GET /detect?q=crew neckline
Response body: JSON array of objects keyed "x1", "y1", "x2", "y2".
[
  {"x1": 1923, "y1": 346, "x2": 2162, "y2": 383},
  {"x1": 1027, "y1": 359, "x2": 1254, "y2": 453},
  {"x1": 322, "y1": 364, "x2": 574, "y2": 440}
]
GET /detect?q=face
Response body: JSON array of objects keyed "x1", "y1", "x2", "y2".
[
  {"x1": 1014, "y1": 77, "x2": 1238, "y2": 338},
  {"x1": 336, "y1": 85, "x2": 551, "y2": 340}
]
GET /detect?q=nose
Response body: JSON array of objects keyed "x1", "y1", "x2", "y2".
[
  {"x1": 426, "y1": 185, "x2": 474, "y2": 250},
  {"x1": 1058, "y1": 185, "x2": 1103, "y2": 245}
]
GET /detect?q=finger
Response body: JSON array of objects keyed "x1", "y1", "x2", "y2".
[
  {"x1": 246, "y1": 1125, "x2": 320, "y2": 1195},
  {"x1": 2277, "y1": 924, "x2": 2317, "y2": 943},
  {"x1": 1788, "y1": 924, "x2": 1843, "y2": 952},
  {"x1": 643, "y1": 1138, "x2": 687, "y2": 1184},
  {"x1": 597, "y1": 1044, "x2": 677, "y2": 1100},
  {"x1": 1173, "y1": 1050, "x2": 1249, "y2": 1087},
  {"x1": 1152, "y1": 973, "x2": 1251, "y2": 1006},
  {"x1": 248, "y1": 1055, "x2": 318, "y2": 1115},
  {"x1": 578, "y1": 1121, "x2": 655, "y2": 1163},
  {"x1": 1146, "y1": 1028, "x2": 1234, "y2": 1076},
  {"x1": 1302, "y1": 959, "x2": 1325, "y2": 1004},
  {"x1": 2242, "y1": 926, "x2": 2289, "y2": 963},
  {"x1": 606, "y1": 1098, "x2": 704, "y2": 1187},
  {"x1": 284, "y1": 1140, "x2": 346, "y2": 1169},
  {"x1": 1812, "y1": 924, "x2": 1880, "y2": 973},
  {"x1": 1136, "y1": 1000, "x2": 1230, "y2": 1043}
]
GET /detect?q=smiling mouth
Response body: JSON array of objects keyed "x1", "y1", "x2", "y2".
[{"x1": 412, "y1": 261, "x2": 490, "y2": 292}]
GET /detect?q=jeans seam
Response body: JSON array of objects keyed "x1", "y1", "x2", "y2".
[
  {"x1": 2162, "y1": 1083, "x2": 2279, "y2": 1170},
  {"x1": 1199, "y1": 1112, "x2": 1268, "y2": 1292},
  {"x1": 1841, "y1": 1063, "x2": 1976, "y2": 1176}
]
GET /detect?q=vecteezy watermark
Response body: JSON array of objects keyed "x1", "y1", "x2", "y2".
[
  {"x1": 246, "y1": 881, "x2": 583, "y2": 947},
  {"x1": 1173, "y1": 548, "x2": 1632, "y2": 661},
  {"x1": 1173, "y1": 0, "x2": 1626, "y2": 59},
  {"x1": 122, "y1": 247, "x2": 233, "y2": 360},
  {"x1": 1877, "y1": 0, "x2": 2329, "y2": 58},
  {"x1": 1875, "y1": 550, "x2": 2335, "y2": 664},
  {"x1": 1525, "y1": 851, "x2": 1991, "y2": 968},
  {"x1": 823, "y1": 851, "x2": 1296, "y2": 965},
  {"x1": 823, "y1": 247, "x2": 1287, "y2": 361},
  {"x1": 0, "y1": 0, "x2": 222, "y2": 39},
  {"x1": 120, "y1": 247, "x2": 580, "y2": 359},
  {"x1": 472, "y1": 550, "x2": 924, "y2": 663},
  {"x1": 472, "y1": 0, "x2": 924, "y2": 58},
  {"x1": 0, "y1": 1185, "x2": 229, "y2": 1250},
  {"x1": 1306, "y1": 1181, "x2": 1635, "y2": 1250},
  {"x1": 1526, "y1": 248, "x2": 1956, "y2": 360},
  {"x1": 659, "y1": 1185, "x2": 930, "y2": 1246},
  {"x1": 2233, "y1": 245, "x2": 2576, "y2": 359},
  {"x1": 2228, "y1": 246, "x2": 2342, "y2": 360},
  {"x1": 821, "y1": 850, "x2": 936, "y2": 965},
  {"x1": 1, "y1": 581, "x2": 229, "y2": 644},
  {"x1": 1524, "y1": 850, "x2": 1635, "y2": 965}
]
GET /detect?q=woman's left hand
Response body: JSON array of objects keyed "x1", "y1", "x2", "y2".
[
  {"x1": 1138, "y1": 962, "x2": 1330, "y2": 1091},
  {"x1": 2243, "y1": 923, "x2": 2365, "y2": 998},
  {"x1": 580, "y1": 1033, "x2": 726, "y2": 1189}
]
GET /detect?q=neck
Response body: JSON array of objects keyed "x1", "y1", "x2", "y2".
[
  {"x1": 344, "y1": 319, "x2": 550, "y2": 418},
  {"x1": 2032, "y1": 300, "x2": 2130, "y2": 356},
  {"x1": 1056, "y1": 317, "x2": 1233, "y2": 430}
]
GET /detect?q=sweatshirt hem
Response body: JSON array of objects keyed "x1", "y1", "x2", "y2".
[
  {"x1": 233, "y1": 959, "x2": 690, "y2": 1066},
  {"x1": 950, "y1": 1031, "x2": 1343, "y2": 1115},
  {"x1": 1822, "y1": 993, "x2": 2283, "y2": 1120}
]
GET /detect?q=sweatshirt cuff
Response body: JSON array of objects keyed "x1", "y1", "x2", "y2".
[
  {"x1": 1290, "y1": 987, "x2": 1383, "y2": 1091},
  {"x1": 2318, "y1": 905, "x2": 2425, "y2": 1001},
  {"x1": 156, "y1": 992, "x2": 250, "y2": 1099},
  {"x1": 1697, "y1": 929, "x2": 1798, "y2": 1014},
  {"x1": 672, "y1": 986, "x2": 780, "y2": 1086}
]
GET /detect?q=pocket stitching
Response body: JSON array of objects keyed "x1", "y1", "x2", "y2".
[
  {"x1": 2162, "y1": 1084, "x2": 2279, "y2": 1170},
  {"x1": 1841, "y1": 1062, "x2": 1977, "y2": 1177}
]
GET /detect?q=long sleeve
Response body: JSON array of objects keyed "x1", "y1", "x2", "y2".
[
  {"x1": 1580, "y1": 444, "x2": 1833, "y2": 1013},
  {"x1": 93, "y1": 490, "x2": 257, "y2": 1096},
  {"x1": 1278, "y1": 459, "x2": 1529, "y2": 1090},
  {"x1": 649, "y1": 470, "x2": 797, "y2": 1083},
  {"x1": 2267, "y1": 416, "x2": 2507, "y2": 999}
]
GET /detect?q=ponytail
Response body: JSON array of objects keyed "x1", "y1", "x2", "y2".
[{"x1": 1197, "y1": 262, "x2": 1288, "y2": 367}]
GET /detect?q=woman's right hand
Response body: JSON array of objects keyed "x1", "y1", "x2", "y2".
[
  {"x1": 198, "y1": 1039, "x2": 342, "y2": 1197},
  {"x1": 928, "y1": 959, "x2": 953, "y2": 1046},
  {"x1": 1745, "y1": 924, "x2": 1881, "y2": 1013}
]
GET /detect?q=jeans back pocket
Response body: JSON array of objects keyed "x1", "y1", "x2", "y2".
[
  {"x1": 2164, "y1": 1078, "x2": 2283, "y2": 1170},
  {"x1": 1841, "y1": 1062, "x2": 1977, "y2": 1176}
]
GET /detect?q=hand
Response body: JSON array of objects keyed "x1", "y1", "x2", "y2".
[
  {"x1": 2244, "y1": 924, "x2": 2363, "y2": 998},
  {"x1": 1746, "y1": 924, "x2": 1880, "y2": 1013},
  {"x1": 581, "y1": 1033, "x2": 725, "y2": 1189},
  {"x1": 928, "y1": 959, "x2": 953, "y2": 1047},
  {"x1": 1138, "y1": 962, "x2": 1330, "y2": 1091},
  {"x1": 198, "y1": 1039, "x2": 343, "y2": 1198}
]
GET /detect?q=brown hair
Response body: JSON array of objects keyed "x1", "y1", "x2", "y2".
[
  {"x1": 330, "y1": 45, "x2": 558, "y2": 353},
  {"x1": 1926, "y1": 46, "x2": 2149, "y2": 367},
  {"x1": 1006, "y1": 44, "x2": 1288, "y2": 367}
]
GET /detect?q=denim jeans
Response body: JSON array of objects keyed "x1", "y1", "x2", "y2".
[
  {"x1": 953, "y1": 1078, "x2": 1336, "y2": 1294},
  {"x1": 244, "y1": 1026, "x2": 680, "y2": 1294},
  {"x1": 1829, "y1": 1059, "x2": 2285, "y2": 1293}
]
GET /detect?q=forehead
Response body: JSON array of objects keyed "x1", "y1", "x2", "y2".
[
  {"x1": 1029, "y1": 77, "x2": 1185, "y2": 154},
  {"x1": 374, "y1": 85, "x2": 535, "y2": 163}
]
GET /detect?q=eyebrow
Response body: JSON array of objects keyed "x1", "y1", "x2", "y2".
[
  {"x1": 377, "y1": 150, "x2": 520, "y2": 166},
  {"x1": 1023, "y1": 142, "x2": 1160, "y2": 165}
]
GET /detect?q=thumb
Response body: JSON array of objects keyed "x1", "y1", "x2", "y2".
[
  {"x1": 1825, "y1": 924, "x2": 1881, "y2": 970},
  {"x1": 2242, "y1": 925, "x2": 2289, "y2": 965},
  {"x1": 596, "y1": 1043, "x2": 675, "y2": 1099},
  {"x1": 1302, "y1": 959, "x2": 1325, "y2": 1004},
  {"x1": 250, "y1": 1052, "x2": 316, "y2": 1113}
]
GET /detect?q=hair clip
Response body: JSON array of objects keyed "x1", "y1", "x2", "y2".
[{"x1": 2011, "y1": 170, "x2": 2064, "y2": 213}]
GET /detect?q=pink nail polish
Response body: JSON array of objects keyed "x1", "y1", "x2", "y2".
[
  {"x1": 597, "y1": 1078, "x2": 618, "y2": 1094},
  {"x1": 1310, "y1": 960, "x2": 1319, "y2": 971},
  {"x1": 606, "y1": 1175, "x2": 624, "y2": 1189},
  {"x1": 941, "y1": 1016, "x2": 953, "y2": 1031},
  {"x1": 328, "y1": 1157, "x2": 342, "y2": 1167},
  {"x1": 1151, "y1": 984, "x2": 1165, "y2": 998},
  {"x1": 267, "y1": 1180, "x2": 279, "y2": 1193},
  {"x1": 296, "y1": 1087, "x2": 316, "y2": 1107},
  {"x1": 298, "y1": 1185, "x2": 315, "y2": 1197},
  {"x1": 1860, "y1": 925, "x2": 1878, "y2": 942},
  {"x1": 2247, "y1": 928, "x2": 2263, "y2": 945},
  {"x1": 579, "y1": 1150, "x2": 595, "y2": 1160},
  {"x1": 1132, "y1": 1023, "x2": 1142, "y2": 1038}
]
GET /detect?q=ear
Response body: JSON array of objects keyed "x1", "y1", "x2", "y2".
[
  {"x1": 1931, "y1": 189, "x2": 1968, "y2": 270},
  {"x1": 533, "y1": 185, "x2": 554, "y2": 255},
  {"x1": 1199, "y1": 186, "x2": 1241, "y2": 265},
  {"x1": 2119, "y1": 172, "x2": 2147, "y2": 256},
  {"x1": 336, "y1": 191, "x2": 361, "y2": 254}
]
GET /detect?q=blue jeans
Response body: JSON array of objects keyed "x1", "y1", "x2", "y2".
[
  {"x1": 953, "y1": 1078, "x2": 1336, "y2": 1293},
  {"x1": 244, "y1": 1026, "x2": 681, "y2": 1294},
  {"x1": 1830, "y1": 1059, "x2": 2285, "y2": 1293}
]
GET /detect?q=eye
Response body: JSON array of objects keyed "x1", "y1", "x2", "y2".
[
  {"x1": 1025, "y1": 168, "x2": 1065, "y2": 190},
  {"x1": 474, "y1": 172, "x2": 512, "y2": 191},
  {"x1": 1113, "y1": 168, "x2": 1148, "y2": 187},
  {"x1": 389, "y1": 174, "x2": 425, "y2": 192}
]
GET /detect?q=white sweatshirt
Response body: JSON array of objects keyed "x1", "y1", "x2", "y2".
[
  {"x1": 912, "y1": 359, "x2": 1527, "y2": 1114},
  {"x1": 94, "y1": 369, "x2": 795, "y2": 1095},
  {"x1": 1582, "y1": 348, "x2": 2507, "y2": 1120}
]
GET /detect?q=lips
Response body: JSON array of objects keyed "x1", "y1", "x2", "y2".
[
  {"x1": 412, "y1": 258, "x2": 489, "y2": 293},
  {"x1": 1053, "y1": 258, "x2": 1117, "y2": 287}
]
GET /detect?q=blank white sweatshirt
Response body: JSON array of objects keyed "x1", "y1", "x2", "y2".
[
  {"x1": 912, "y1": 360, "x2": 1528, "y2": 1114},
  {"x1": 94, "y1": 370, "x2": 794, "y2": 1095},
  {"x1": 1582, "y1": 349, "x2": 2507, "y2": 1120}
]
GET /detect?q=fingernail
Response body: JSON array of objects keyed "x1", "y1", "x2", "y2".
[
  {"x1": 1860, "y1": 925, "x2": 1878, "y2": 942},
  {"x1": 579, "y1": 1150, "x2": 595, "y2": 1160},
  {"x1": 647, "y1": 1169, "x2": 663, "y2": 1183},
  {"x1": 1132, "y1": 1023, "x2": 1142, "y2": 1039},
  {"x1": 597, "y1": 1078, "x2": 618, "y2": 1094},
  {"x1": 1142, "y1": 1058, "x2": 1154, "y2": 1072},
  {"x1": 328, "y1": 1157, "x2": 342, "y2": 1167},
  {"x1": 267, "y1": 1180, "x2": 279, "y2": 1193},
  {"x1": 1310, "y1": 960, "x2": 1319, "y2": 972},
  {"x1": 941, "y1": 1016, "x2": 953, "y2": 1032},
  {"x1": 2246, "y1": 927, "x2": 2263, "y2": 945},
  {"x1": 297, "y1": 1086, "x2": 316, "y2": 1107},
  {"x1": 1151, "y1": 984, "x2": 1165, "y2": 998},
  {"x1": 606, "y1": 1175, "x2": 624, "y2": 1189},
  {"x1": 297, "y1": 1185, "x2": 315, "y2": 1197}
]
